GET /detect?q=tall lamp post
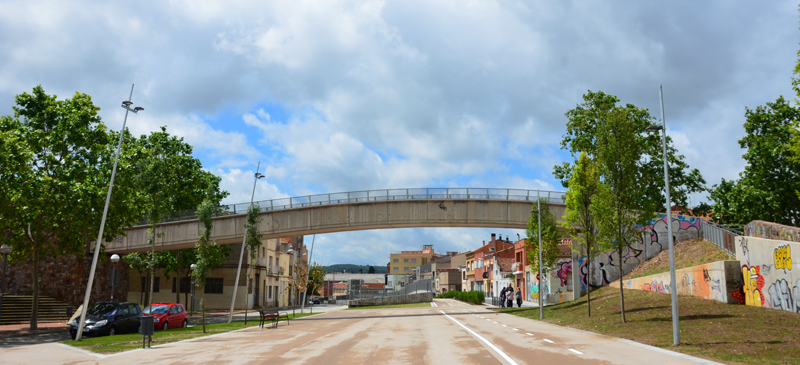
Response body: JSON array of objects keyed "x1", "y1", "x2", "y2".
[
  {"x1": 110, "y1": 254, "x2": 120, "y2": 301},
  {"x1": 229, "y1": 162, "x2": 265, "y2": 323},
  {"x1": 76, "y1": 85, "x2": 143, "y2": 341},
  {"x1": 190, "y1": 264, "x2": 197, "y2": 316},
  {"x1": 531, "y1": 190, "x2": 543, "y2": 320},
  {"x1": 1, "y1": 244, "x2": 13, "y2": 323},
  {"x1": 645, "y1": 84, "x2": 679, "y2": 345}
]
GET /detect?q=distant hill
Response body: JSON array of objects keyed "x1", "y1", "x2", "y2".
[{"x1": 323, "y1": 264, "x2": 387, "y2": 274}]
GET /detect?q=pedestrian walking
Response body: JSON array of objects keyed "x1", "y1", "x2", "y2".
[
  {"x1": 499, "y1": 287, "x2": 507, "y2": 308},
  {"x1": 515, "y1": 288, "x2": 523, "y2": 308},
  {"x1": 506, "y1": 286, "x2": 514, "y2": 309}
]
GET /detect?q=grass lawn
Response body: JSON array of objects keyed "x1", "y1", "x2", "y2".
[
  {"x1": 61, "y1": 313, "x2": 317, "y2": 354},
  {"x1": 497, "y1": 286, "x2": 800, "y2": 365},
  {"x1": 347, "y1": 302, "x2": 433, "y2": 310},
  {"x1": 627, "y1": 239, "x2": 734, "y2": 279}
]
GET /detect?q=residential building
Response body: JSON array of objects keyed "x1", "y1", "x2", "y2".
[
  {"x1": 388, "y1": 245, "x2": 435, "y2": 274},
  {"x1": 437, "y1": 268, "x2": 461, "y2": 292}
]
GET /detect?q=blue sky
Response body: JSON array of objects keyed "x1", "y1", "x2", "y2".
[{"x1": 1, "y1": 1, "x2": 798, "y2": 265}]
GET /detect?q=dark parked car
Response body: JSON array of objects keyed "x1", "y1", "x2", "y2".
[
  {"x1": 69, "y1": 302, "x2": 143, "y2": 339},
  {"x1": 312, "y1": 297, "x2": 320, "y2": 305}
]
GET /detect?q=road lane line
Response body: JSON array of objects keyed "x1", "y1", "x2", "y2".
[
  {"x1": 440, "y1": 310, "x2": 519, "y2": 365},
  {"x1": 448, "y1": 302, "x2": 453, "y2": 306},
  {"x1": 494, "y1": 321, "x2": 499, "y2": 324},
  {"x1": 502, "y1": 325, "x2": 508, "y2": 327},
  {"x1": 543, "y1": 339, "x2": 554, "y2": 344},
  {"x1": 431, "y1": 302, "x2": 438, "y2": 307},
  {"x1": 525, "y1": 333, "x2": 534, "y2": 336},
  {"x1": 512, "y1": 328, "x2": 519, "y2": 331},
  {"x1": 568, "y1": 349, "x2": 583, "y2": 355}
]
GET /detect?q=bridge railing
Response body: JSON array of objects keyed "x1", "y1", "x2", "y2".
[{"x1": 139, "y1": 188, "x2": 566, "y2": 226}]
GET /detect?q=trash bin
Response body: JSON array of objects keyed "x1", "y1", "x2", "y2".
[{"x1": 140, "y1": 316, "x2": 154, "y2": 348}]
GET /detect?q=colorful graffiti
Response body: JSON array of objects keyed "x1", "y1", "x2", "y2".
[
  {"x1": 774, "y1": 244, "x2": 792, "y2": 273},
  {"x1": 767, "y1": 278, "x2": 795, "y2": 312},
  {"x1": 643, "y1": 280, "x2": 669, "y2": 294},
  {"x1": 735, "y1": 265, "x2": 765, "y2": 307},
  {"x1": 578, "y1": 213, "x2": 702, "y2": 293},
  {"x1": 557, "y1": 261, "x2": 572, "y2": 287}
]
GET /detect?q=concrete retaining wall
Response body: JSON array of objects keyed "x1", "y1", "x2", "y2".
[
  {"x1": 735, "y1": 236, "x2": 800, "y2": 312},
  {"x1": 348, "y1": 292, "x2": 432, "y2": 308},
  {"x1": 623, "y1": 260, "x2": 742, "y2": 304}
]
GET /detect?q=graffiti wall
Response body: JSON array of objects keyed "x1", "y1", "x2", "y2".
[
  {"x1": 623, "y1": 260, "x2": 742, "y2": 304},
  {"x1": 745, "y1": 220, "x2": 800, "y2": 243},
  {"x1": 576, "y1": 214, "x2": 703, "y2": 296},
  {"x1": 735, "y1": 236, "x2": 800, "y2": 312}
]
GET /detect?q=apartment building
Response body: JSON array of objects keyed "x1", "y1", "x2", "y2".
[{"x1": 388, "y1": 244, "x2": 435, "y2": 274}]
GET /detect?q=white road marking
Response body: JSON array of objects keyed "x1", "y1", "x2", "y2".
[
  {"x1": 568, "y1": 349, "x2": 583, "y2": 355},
  {"x1": 502, "y1": 325, "x2": 508, "y2": 327},
  {"x1": 448, "y1": 302, "x2": 453, "y2": 307},
  {"x1": 525, "y1": 333, "x2": 534, "y2": 336},
  {"x1": 543, "y1": 339, "x2": 554, "y2": 344},
  {"x1": 494, "y1": 321, "x2": 499, "y2": 324},
  {"x1": 512, "y1": 328, "x2": 519, "y2": 331},
  {"x1": 486, "y1": 319, "x2": 491, "y2": 321},
  {"x1": 431, "y1": 302, "x2": 438, "y2": 307},
  {"x1": 440, "y1": 310, "x2": 519, "y2": 365}
]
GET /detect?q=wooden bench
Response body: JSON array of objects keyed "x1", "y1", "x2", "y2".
[{"x1": 259, "y1": 308, "x2": 290, "y2": 329}]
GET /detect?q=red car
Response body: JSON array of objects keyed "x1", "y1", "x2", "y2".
[{"x1": 142, "y1": 303, "x2": 188, "y2": 330}]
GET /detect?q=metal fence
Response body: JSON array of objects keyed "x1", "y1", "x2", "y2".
[
  {"x1": 700, "y1": 220, "x2": 740, "y2": 257},
  {"x1": 137, "y1": 188, "x2": 567, "y2": 225}
]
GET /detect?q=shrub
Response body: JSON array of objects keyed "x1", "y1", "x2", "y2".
[{"x1": 436, "y1": 290, "x2": 485, "y2": 305}]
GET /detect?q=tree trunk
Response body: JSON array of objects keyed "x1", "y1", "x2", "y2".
[
  {"x1": 201, "y1": 296, "x2": 206, "y2": 333},
  {"x1": 148, "y1": 228, "x2": 155, "y2": 311},
  {"x1": 176, "y1": 252, "x2": 180, "y2": 305},
  {"x1": 618, "y1": 243, "x2": 626, "y2": 323},
  {"x1": 30, "y1": 247, "x2": 40, "y2": 330},
  {"x1": 587, "y1": 241, "x2": 592, "y2": 318}
]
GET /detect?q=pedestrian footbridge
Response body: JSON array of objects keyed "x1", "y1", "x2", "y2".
[{"x1": 104, "y1": 188, "x2": 566, "y2": 254}]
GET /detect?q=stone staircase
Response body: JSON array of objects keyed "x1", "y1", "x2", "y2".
[{"x1": 0, "y1": 295, "x2": 72, "y2": 325}]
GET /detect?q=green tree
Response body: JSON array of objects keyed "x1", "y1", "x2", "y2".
[
  {"x1": 242, "y1": 203, "x2": 263, "y2": 324},
  {"x1": 554, "y1": 91, "x2": 705, "y2": 211},
  {"x1": 563, "y1": 151, "x2": 605, "y2": 317},
  {"x1": 526, "y1": 198, "x2": 562, "y2": 299},
  {"x1": 130, "y1": 126, "x2": 227, "y2": 311},
  {"x1": 0, "y1": 86, "x2": 122, "y2": 329},
  {"x1": 306, "y1": 263, "x2": 326, "y2": 313},
  {"x1": 192, "y1": 190, "x2": 217, "y2": 333},
  {"x1": 709, "y1": 97, "x2": 800, "y2": 226},
  {"x1": 591, "y1": 108, "x2": 656, "y2": 323},
  {"x1": 368, "y1": 266, "x2": 375, "y2": 274}
]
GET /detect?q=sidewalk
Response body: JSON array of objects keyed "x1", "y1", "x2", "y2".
[
  {"x1": 0, "y1": 322, "x2": 67, "y2": 336},
  {"x1": 483, "y1": 297, "x2": 540, "y2": 308}
]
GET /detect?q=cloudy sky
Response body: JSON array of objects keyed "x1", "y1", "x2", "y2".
[{"x1": 2, "y1": 1, "x2": 798, "y2": 266}]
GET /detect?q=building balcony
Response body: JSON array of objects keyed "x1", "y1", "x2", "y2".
[
  {"x1": 266, "y1": 267, "x2": 281, "y2": 277},
  {"x1": 512, "y1": 262, "x2": 524, "y2": 275}
]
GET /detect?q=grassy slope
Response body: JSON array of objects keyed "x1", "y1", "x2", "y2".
[
  {"x1": 62, "y1": 313, "x2": 317, "y2": 354},
  {"x1": 500, "y1": 239, "x2": 800, "y2": 365},
  {"x1": 627, "y1": 239, "x2": 735, "y2": 280}
]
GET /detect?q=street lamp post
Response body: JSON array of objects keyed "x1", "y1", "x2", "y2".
[
  {"x1": 110, "y1": 254, "x2": 120, "y2": 301},
  {"x1": 76, "y1": 85, "x2": 143, "y2": 341},
  {"x1": 645, "y1": 84, "x2": 679, "y2": 345},
  {"x1": 1, "y1": 244, "x2": 13, "y2": 323},
  {"x1": 190, "y1": 264, "x2": 197, "y2": 316},
  {"x1": 531, "y1": 190, "x2": 543, "y2": 320},
  {"x1": 229, "y1": 162, "x2": 265, "y2": 323}
]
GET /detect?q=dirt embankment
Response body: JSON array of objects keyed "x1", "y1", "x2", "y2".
[{"x1": 625, "y1": 239, "x2": 735, "y2": 280}]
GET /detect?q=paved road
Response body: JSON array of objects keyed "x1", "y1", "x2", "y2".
[{"x1": 0, "y1": 299, "x2": 720, "y2": 364}]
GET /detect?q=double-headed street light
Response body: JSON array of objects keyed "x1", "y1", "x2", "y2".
[
  {"x1": 1, "y1": 244, "x2": 13, "y2": 323},
  {"x1": 646, "y1": 85, "x2": 679, "y2": 345},
  {"x1": 76, "y1": 85, "x2": 144, "y2": 341}
]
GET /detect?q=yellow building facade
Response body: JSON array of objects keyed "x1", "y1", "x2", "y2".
[{"x1": 388, "y1": 245, "x2": 435, "y2": 274}]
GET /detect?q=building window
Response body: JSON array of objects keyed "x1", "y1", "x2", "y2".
[
  {"x1": 393, "y1": 259, "x2": 399, "y2": 263},
  {"x1": 172, "y1": 277, "x2": 190, "y2": 293},
  {"x1": 411, "y1": 259, "x2": 417, "y2": 263},
  {"x1": 248, "y1": 278, "x2": 253, "y2": 294},
  {"x1": 205, "y1": 278, "x2": 224, "y2": 294},
  {"x1": 141, "y1": 277, "x2": 160, "y2": 293},
  {"x1": 394, "y1": 267, "x2": 398, "y2": 272},
  {"x1": 268, "y1": 286, "x2": 272, "y2": 298},
  {"x1": 404, "y1": 267, "x2": 409, "y2": 271},
  {"x1": 404, "y1": 259, "x2": 409, "y2": 263}
]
